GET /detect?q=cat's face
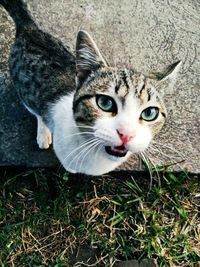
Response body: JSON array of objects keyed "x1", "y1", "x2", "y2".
[
  {"x1": 73, "y1": 68, "x2": 166, "y2": 160},
  {"x1": 71, "y1": 31, "x2": 181, "y2": 171}
]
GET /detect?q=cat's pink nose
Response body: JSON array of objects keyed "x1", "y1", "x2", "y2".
[{"x1": 117, "y1": 129, "x2": 133, "y2": 145}]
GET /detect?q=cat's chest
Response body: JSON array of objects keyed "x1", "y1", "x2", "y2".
[{"x1": 51, "y1": 93, "x2": 75, "y2": 132}]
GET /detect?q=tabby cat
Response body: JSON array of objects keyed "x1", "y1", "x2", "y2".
[{"x1": 0, "y1": 0, "x2": 181, "y2": 175}]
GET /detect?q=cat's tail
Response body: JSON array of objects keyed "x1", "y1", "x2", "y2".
[{"x1": 0, "y1": 0, "x2": 37, "y2": 35}]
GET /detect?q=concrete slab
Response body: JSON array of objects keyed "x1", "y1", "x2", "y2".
[{"x1": 0, "y1": 0, "x2": 199, "y2": 172}]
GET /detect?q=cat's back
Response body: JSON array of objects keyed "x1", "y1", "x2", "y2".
[
  {"x1": 10, "y1": 27, "x2": 76, "y2": 86},
  {"x1": 14, "y1": 27, "x2": 75, "y2": 67},
  {"x1": 10, "y1": 25, "x2": 76, "y2": 116}
]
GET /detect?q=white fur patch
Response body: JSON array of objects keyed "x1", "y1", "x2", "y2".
[{"x1": 51, "y1": 93, "x2": 131, "y2": 175}]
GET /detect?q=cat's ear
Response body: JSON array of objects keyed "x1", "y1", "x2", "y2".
[
  {"x1": 149, "y1": 61, "x2": 182, "y2": 82},
  {"x1": 76, "y1": 30, "x2": 108, "y2": 87}
]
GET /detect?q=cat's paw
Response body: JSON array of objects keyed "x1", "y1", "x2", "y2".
[{"x1": 37, "y1": 128, "x2": 52, "y2": 149}]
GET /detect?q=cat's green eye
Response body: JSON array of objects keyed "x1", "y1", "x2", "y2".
[
  {"x1": 96, "y1": 95, "x2": 117, "y2": 113},
  {"x1": 141, "y1": 107, "x2": 159, "y2": 121}
]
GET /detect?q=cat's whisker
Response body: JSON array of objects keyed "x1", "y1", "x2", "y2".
[
  {"x1": 144, "y1": 151, "x2": 161, "y2": 187},
  {"x1": 62, "y1": 138, "x2": 99, "y2": 166},
  {"x1": 77, "y1": 140, "x2": 103, "y2": 173},
  {"x1": 94, "y1": 143, "x2": 104, "y2": 168},
  {"x1": 73, "y1": 125, "x2": 96, "y2": 130},
  {"x1": 73, "y1": 139, "x2": 101, "y2": 171},
  {"x1": 149, "y1": 145, "x2": 183, "y2": 161},
  {"x1": 55, "y1": 131, "x2": 95, "y2": 144},
  {"x1": 67, "y1": 139, "x2": 99, "y2": 171},
  {"x1": 149, "y1": 146, "x2": 185, "y2": 171},
  {"x1": 140, "y1": 152, "x2": 153, "y2": 192},
  {"x1": 151, "y1": 141, "x2": 184, "y2": 158},
  {"x1": 149, "y1": 146, "x2": 174, "y2": 159}
]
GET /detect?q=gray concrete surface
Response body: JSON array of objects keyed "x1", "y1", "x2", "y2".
[{"x1": 0, "y1": 0, "x2": 199, "y2": 172}]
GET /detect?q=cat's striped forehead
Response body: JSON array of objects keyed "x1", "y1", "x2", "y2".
[
  {"x1": 81, "y1": 68, "x2": 160, "y2": 104},
  {"x1": 110, "y1": 69, "x2": 145, "y2": 98}
]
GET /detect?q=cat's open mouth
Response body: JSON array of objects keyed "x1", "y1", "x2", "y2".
[{"x1": 105, "y1": 145, "x2": 128, "y2": 157}]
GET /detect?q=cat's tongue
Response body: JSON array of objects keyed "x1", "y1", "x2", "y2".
[{"x1": 105, "y1": 145, "x2": 128, "y2": 157}]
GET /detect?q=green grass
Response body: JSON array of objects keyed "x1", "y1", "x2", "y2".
[{"x1": 0, "y1": 168, "x2": 199, "y2": 266}]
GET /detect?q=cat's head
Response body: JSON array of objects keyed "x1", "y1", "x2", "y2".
[{"x1": 72, "y1": 31, "x2": 181, "y2": 172}]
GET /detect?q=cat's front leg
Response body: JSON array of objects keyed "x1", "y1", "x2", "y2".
[{"x1": 36, "y1": 116, "x2": 52, "y2": 149}]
